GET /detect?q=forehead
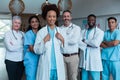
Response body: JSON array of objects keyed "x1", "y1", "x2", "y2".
[
  {"x1": 47, "y1": 10, "x2": 56, "y2": 15},
  {"x1": 13, "y1": 19, "x2": 21, "y2": 22},
  {"x1": 88, "y1": 16, "x2": 95, "y2": 19},
  {"x1": 63, "y1": 12, "x2": 71, "y2": 16},
  {"x1": 108, "y1": 19, "x2": 116, "y2": 22},
  {"x1": 31, "y1": 17, "x2": 38, "y2": 21}
]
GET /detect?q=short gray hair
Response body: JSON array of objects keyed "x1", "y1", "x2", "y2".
[{"x1": 12, "y1": 16, "x2": 22, "y2": 23}]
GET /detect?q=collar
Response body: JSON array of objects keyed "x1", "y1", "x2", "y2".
[
  {"x1": 63, "y1": 23, "x2": 72, "y2": 28},
  {"x1": 12, "y1": 29, "x2": 20, "y2": 34}
]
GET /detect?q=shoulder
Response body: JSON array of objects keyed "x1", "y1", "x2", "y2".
[
  {"x1": 59, "y1": 25, "x2": 64, "y2": 29},
  {"x1": 104, "y1": 30, "x2": 109, "y2": 33},
  {"x1": 96, "y1": 27, "x2": 104, "y2": 34},
  {"x1": 37, "y1": 26, "x2": 47, "y2": 35},
  {"x1": 73, "y1": 24, "x2": 81, "y2": 28},
  {"x1": 4, "y1": 30, "x2": 12, "y2": 36},
  {"x1": 115, "y1": 29, "x2": 120, "y2": 33},
  {"x1": 24, "y1": 30, "x2": 32, "y2": 36},
  {"x1": 114, "y1": 29, "x2": 120, "y2": 35},
  {"x1": 73, "y1": 24, "x2": 81, "y2": 30}
]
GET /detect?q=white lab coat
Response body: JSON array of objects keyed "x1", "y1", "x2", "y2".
[
  {"x1": 79, "y1": 27, "x2": 104, "y2": 71},
  {"x1": 34, "y1": 25, "x2": 65, "y2": 80}
]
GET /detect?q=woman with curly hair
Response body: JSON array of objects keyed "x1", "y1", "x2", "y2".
[{"x1": 34, "y1": 4, "x2": 65, "y2": 80}]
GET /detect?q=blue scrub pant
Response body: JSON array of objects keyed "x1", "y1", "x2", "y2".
[
  {"x1": 50, "y1": 69, "x2": 58, "y2": 80},
  {"x1": 82, "y1": 69, "x2": 100, "y2": 80},
  {"x1": 24, "y1": 52, "x2": 39, "y2": 80},
  {"x1": 102, "y1": 60, "x2": 120, "y2": 80},
  {"x1": 25, "y1": 64, "x2": 37, "y2": 80}
]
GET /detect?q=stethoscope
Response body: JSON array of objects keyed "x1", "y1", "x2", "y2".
[
  {"x1": 47, "y1": 25, "x2": 58, "y2": 33},
  {"x1": 46, "y1": 25, "x2": 62, "y2": 44},
  {"x1": 66, "y1": 24, "x2": 73, "y2": 35},
  {"x1": 83, "y1": 27, "x2": 97, "y2": 40},
  {"x1": 12, "y1": 29, "x2": 23, "y2": 40}
]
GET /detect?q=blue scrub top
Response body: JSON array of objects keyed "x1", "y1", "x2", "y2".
[
  {"x1": 48, "y1": 27, "x2": 57, "y2": 70},
  {"x1": 24, "y1": 30, "x2": 39, "y2": 64},
  {"x1": 101, "y1": 29, "x2": 120, "y2": 61}
]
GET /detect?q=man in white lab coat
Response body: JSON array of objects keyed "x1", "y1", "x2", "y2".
[
  {"x1": 60, "y1": 10, "x2": 81, "y2": 80},
  {"x1": 79, "y1": 14, "x2": 104, "y2": 80}
]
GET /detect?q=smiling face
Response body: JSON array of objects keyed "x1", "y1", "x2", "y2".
[
  {"x1": 62, "y1": 12, "x2": 72, "y2": 26},
  {"x1": 12, "y1": 19, "x2": 21, "y2": 31},
  {"x1": 30, "y1": 17, "x2": 39, "y2": 30},
  {"x1": 46, "y1": 10, "x2": 57, "y2": 27},
  {"x1": 108, "y1": 19, "x2": 117, "y2": 31},
  {"x1": 87, "y1": 16, "x2": 96, "y2": 28}
]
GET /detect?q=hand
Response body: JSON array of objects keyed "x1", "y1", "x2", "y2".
[
  {"x1": 56, "y1": 32, "x2": 64, "y2": 44},
  {"x1": 10, "y1": 41, "x2": 13, "y2": 45},
  {"x1": 82, "y1": 39, "x2": 85, "y2": 42},
  {"x1": 56, "y1": 32, "x2": 63, "y2": 40},
  {"x1": 44, "y1": 34, "x2": 50, "y2": 43}
]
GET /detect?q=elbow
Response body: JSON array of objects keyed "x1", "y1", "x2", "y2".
[
  {"x1": 6, "y1": 47, "x2": 14, "y2": 52},
  {"x1": 34, "y1": 45, "x2": 45, "y2": 55},
  {"x1": 113, "y1": 42, "x2": 119, "y2": 46},
  {"x1": 112, "y1": 40, "x2": 120, "y2": 46}
]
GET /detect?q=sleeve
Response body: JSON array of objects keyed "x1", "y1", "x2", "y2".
[
  {"x1": 84, "y1": 29, "x2": 104, "y2": 48},
  {"x1": 79, "y1": 40, "x2": 87, "y2": 51},
  {"x1": 79, "y1": 29, "x2": 87, "y2": 51},
  {"x1": 67, "y1": 26, "x2": 81, "y2": 45},
  {"x1": 34, "y1": 29, "x2": 46, "y2": 55},
  {"x1": 57, "y1": 27, "x2": 64, "y2": 48},
  {"x1": 115, "y1": 30, "x2": 120, "y2": 40},
  {"x1": 4, "y1": 32, "x2": 23, "y2": 52}
]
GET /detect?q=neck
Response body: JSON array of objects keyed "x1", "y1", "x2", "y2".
[
  {"x1": 110, "y1": 28, "x2": 115, "y2": 32},
  {"x1": 64, "y1": 23, "x2": 71, "y2": 27},
  {"x1": 12, "y1": 29, "x2": 19, "y2": 32},
  {"x1": 88, "y1": 26, "x2": 94, "y2": 30},
  {"x1": 49, "y1": 25, "x2": 55, "y2": 29},
  {"x1": 32, "y1": 28, "x2": 38, "y2": 34}
]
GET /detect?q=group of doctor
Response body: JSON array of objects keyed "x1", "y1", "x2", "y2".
[{"x1": 4, "y1": 3, "x2": 120, "y2": 80}]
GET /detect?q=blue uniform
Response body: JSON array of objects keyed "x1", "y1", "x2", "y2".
[
  {"x1": 101, "y1": 29, "x2": 120, "y2": 80},
  {"x1": 48, "y1": 27, "x2": 57, "y2": 80},
  {"x1": 24, "y1": 30, "x2": 39, "y2": 80}
]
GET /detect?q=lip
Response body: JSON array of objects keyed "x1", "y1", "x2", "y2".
[{"x1": 15, "y1": 26, "x2": 19, "y2": 27}]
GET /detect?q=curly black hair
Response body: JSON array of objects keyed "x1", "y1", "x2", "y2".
[{"x1": 42, "y1": 4, "x2": 60, "y2": 20}]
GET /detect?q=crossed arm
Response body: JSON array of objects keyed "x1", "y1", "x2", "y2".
[{"x1": 100, "y1": 40, "x2": 120, "y2": 48}]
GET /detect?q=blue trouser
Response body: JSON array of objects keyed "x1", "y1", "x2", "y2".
[
  {"x1": 102, "y1": 60, "x2": 120, "y2": 80},
  {"x1": 24, "y1": 52, "x2": 39, "y2": 80},
  {"x1": 50, "y1": 69, "x2": 58, "y2": 80},
  {"x1": 25, "y1": 64, "x2": 37, "y2": 80},
  {"x1": 82, "y1": 69, "x2": 100, "y2": 80}
]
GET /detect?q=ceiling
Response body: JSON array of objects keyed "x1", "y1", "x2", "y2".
[{"x1": 0, "y1": 0, "x2": 58, "y2": 14}]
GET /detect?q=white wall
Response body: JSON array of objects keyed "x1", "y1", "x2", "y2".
[
  {"x1": 59, "y1": 0, "x2": 120, "y2": 31},
  {"x1": 72, "y1": 0, "x2": 120, "y2": 18},
  {"x1": 72, "y1": 14, "x2": 120, "y2": 31}
]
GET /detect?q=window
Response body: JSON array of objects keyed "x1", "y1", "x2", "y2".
[{"x1": 0, "y1": 14, "x2": 12, "y2": 47}]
